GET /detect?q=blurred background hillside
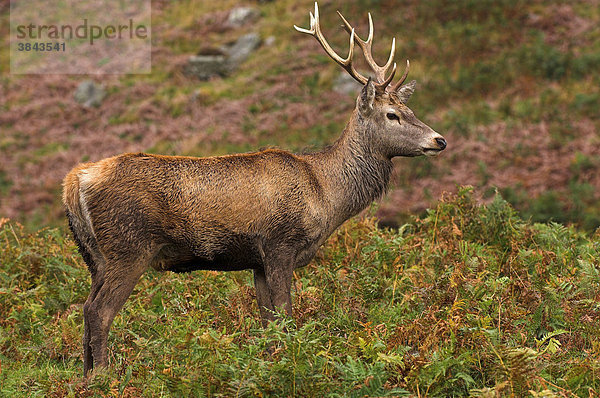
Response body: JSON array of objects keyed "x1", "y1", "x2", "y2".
[{"x1": 1, "y1": 0, "x2": 599, "y2": 231}]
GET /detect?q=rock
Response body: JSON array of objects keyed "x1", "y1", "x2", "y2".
[
  {"x1": 333, "y1": 72, "x2": 362, "y2": 95},
  {"x1": 226, "y1": 7, "x2": 260, "y2": 28},
  {"x1": 224, "y1": 33, "x2": 261, "y2": 70},
  {"x1": 184, "y1": 34, "x2": 261, "y2": 80},
  {"x1": 74, "y1": 80, "x2": 105, "y2": 107},
  {"x1": 184, "y1": 55, "x2": 228, "y2": 80},
  {"x1": 264, "y1": 35, "x2": 276, "y2": 46},
  {"x1": 183, "y1": 47, "x2": 229, "y2": 80}
]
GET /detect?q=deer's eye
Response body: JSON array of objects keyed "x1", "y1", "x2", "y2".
[{"x1": 386, "y1": 112, "x2": 399, "y2": 121}]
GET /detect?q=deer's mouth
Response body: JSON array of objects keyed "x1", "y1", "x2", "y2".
[{"x1": 422, "y1": 148, "x2": 443, "y2": 156}]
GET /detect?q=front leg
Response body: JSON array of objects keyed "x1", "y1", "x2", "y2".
[
  {"x1": 253, "y1": 268, "x2": 275, "y2": 327},
  {"x1": 263, "y1": 252, "x2": 294, "y2": 318}
]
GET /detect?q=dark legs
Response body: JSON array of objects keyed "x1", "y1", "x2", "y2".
[
  {"x1": 83, "y1": 279, "x2": 102, "y2": 374},
  {"x1": 83, "y1": 263, "x2": 146, "y2": 376},
  {"x1": 265, "y1": 264, "x2": 293, "y2": 317},
  {"x1": 254, "y1": 268, "x2": 275, "y2": 327},
  {"x1": 253, "y1": 251, "x2": 295, "y2": 326},
  {"x1": 82, "y1": 247, "x2": 297, "y2": 375}
]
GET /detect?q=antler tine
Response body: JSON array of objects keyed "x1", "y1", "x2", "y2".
[
  {"x1": 294, "y1": 2, "x2": 368, "y2": 85},
  {"x1": 380, "y1": 62, "x2": 397, "y2": 88},
  {"x1": 390, "y1": 59, "x2": 410, "y2": 91},
  {"x1": 337, "y1": 10, "x2": 396, "y2": 90}
]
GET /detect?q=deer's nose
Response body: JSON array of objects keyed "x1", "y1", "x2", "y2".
[{"x1": 435, "y1": 137, "x2": 447, "y2": 150}]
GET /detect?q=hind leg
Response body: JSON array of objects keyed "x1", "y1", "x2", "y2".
[
  {"x1": 67, "y1": 211, "x2": 107, "y2": 375},
  {"x1": 84, "y1": 260, "x2": 147, "y2": 375},
  {"x1": 83, "y1": 277, "x2": 103, "y2": 375}
]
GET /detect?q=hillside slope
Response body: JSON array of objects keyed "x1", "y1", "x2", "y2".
[{"x1": 1, "y1": 0, "x2": 599, "y2": 230}]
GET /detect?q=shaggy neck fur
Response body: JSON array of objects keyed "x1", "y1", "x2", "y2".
[{"x1": 307, "y1": 109, "x2": 393, "y2": 223}]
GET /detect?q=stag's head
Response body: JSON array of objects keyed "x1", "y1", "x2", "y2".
[{"x1": 295, "y1": 3, "x2": 447, "y2": 158}]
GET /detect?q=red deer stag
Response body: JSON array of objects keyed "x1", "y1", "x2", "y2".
[{"x1": 63, "y1": 2, "x2": 446, "y2": 376}]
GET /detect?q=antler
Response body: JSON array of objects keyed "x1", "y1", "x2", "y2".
[
  {"x1": 336, "y1": 10, "x2": 399, "y2": 90},
  {"x1": 295, "y1": 2, "x2": 409, "y2": 92},
  {"x1": 294, "y1": 2, "x2": 369, "y2": 86},
  {"x1": 389, "y1": 59, "x2": 410, "y2": 92}
]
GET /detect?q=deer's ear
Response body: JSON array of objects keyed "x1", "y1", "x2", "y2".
[
  {"x1": 358, "y1": 78, "x2": 376, "y2": 116},
  {"x1": 397, "y1": 80, "x2": 417, "y2": 104}
]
